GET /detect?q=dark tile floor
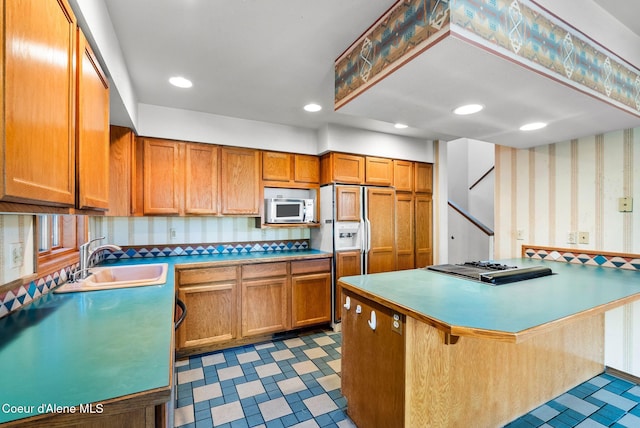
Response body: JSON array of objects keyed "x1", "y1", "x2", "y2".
[{"x1": 174, "y1": 330, "x2": 640, "y2": 427}]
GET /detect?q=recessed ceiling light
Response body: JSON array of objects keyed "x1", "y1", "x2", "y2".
[
  {"x1": 394, "y1": 123, "x2": 408, "y2": 129},
  {"x1": 169, "y1": 76, "x2": 193, "y2": 88},
  {"x1": 519, "y1": 122, "x2": 547, "y2": 131},
  {"x1": 303, "y1": 103, "x2": 322, "y2": 112},
  {"x1": 453, "y1": 104, "x2": 484, "y2": 115}
]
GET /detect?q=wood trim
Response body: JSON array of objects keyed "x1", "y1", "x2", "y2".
[
  {"x1": 605, "y1": 366, "x2": 640, "y2": 385},
  {"x1": 521, "y1": 245, "x2": 640, "y2": 260}
]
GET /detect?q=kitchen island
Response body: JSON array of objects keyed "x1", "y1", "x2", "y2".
[
  {"x1": 0, "y1": 249, "x2": 330, "y2": 427},
  {"x1": 338, "y1": 258, "x2": 640, "y2": 428}
]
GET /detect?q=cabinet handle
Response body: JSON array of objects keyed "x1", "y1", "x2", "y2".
[
  {"x1": 355, "y1": 304, "x2": 362, "y2": 314},
  {"x1": 175, "y1": 298, "x2": 187, "y2": 330},
  {"x1": 343, "y1": 296, "x2": 351, "y2": 310},
  {"x1": 368, "y1": 310, "x2": 377, "y2": 330}
]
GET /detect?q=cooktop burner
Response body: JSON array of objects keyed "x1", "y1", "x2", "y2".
[{"x1": 426, "y1": 261, "x2": 553, "y2": 285}]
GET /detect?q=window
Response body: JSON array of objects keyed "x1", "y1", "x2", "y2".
[{"x1": 36, "y1": 215, "x2": 87, "y2": 276}]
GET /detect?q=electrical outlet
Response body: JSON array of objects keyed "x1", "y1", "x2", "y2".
[
  {"x1": 567, "y1": 231, "x2": 577, "y2": 244},
  {"x1": 578, "y1": 231, "x2": 589, "y2": 244},
  {"x1": 618, "y1": 197, "x2": 633, "y2": 212},
  {"x1": 169, "y1": 228, "x2": 177, "y2": 240},
  {"x1": 516, "y1": 229, "x2": 525, "y2": 240},
  {"x1": 10, "y1": 242, "x2": 24, "y2": 269},
  {"x1": 391, "y1": 313, "x2": 403, "y2": 335}
]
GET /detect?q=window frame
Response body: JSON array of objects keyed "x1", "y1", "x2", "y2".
[{"x1": 36, "y1": 215, "x2": 87, "y2": 277}]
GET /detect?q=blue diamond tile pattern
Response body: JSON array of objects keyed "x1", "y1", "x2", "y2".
[
  {"x1": 524, "y1": 247, "x2": 640, "y2": 272},
  {"x1": 175, "y1": 330, "x2": 640, "y2": 428}
]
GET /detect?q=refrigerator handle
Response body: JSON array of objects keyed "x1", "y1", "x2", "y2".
[
  {"x1": 366, "y1": 218, "x2": 372, "y2": 252},
  {"x1": 359, "y1": 220, "x2": 366, "y2": 254}
]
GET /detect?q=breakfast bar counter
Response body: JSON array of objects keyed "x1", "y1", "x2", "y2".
[{"x1": 337, "y1": 258, "x2": 640, "y2": 428}]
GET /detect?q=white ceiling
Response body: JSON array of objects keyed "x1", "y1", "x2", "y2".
[{"x1": 99, "y1": 0, "x2": 640, "y2": 147}]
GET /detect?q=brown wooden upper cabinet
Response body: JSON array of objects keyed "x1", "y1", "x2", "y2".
[
  {"x1": 108, "y1": 126, "x2": 136, "y2": 216},
  {"x1": 1, "y1": 0, "x2": 76, "y2": 208},
  {"x1": 320, "y1": 153, "x2": 365, "y2": 185},
  {"x1": 262, "y1": 151, "x2": 319, "y2": 187},
  {"x1": 393, "y1": 160, "x2": 413, "y2": 192},
  {"x1": 220, "y1": 147, "x2": 260, "y2": 215},
  {"x1": 415, "y1": 162, "x2": 433, "y2": 194},
  {"x1": 76, "y1": 28, "x2": 110, "y2": 211},
  {"x1": 365, "y1": 156, "x2": 394, "y2": 186},
  {"x1": 141, "y1": 138, "x2": 218, "y2": 216},
  {"x1": 336, "y1": 186, "x2": 361, "y2": 221}
]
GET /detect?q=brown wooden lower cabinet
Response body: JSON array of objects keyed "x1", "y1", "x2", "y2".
[
  {"x1": 415, "y1": 193, "x2": 433, "y2": 267},
  {"x1": 291, "y1": 259, "x2": 332, "y2": 328},
  {"x1": 176, "y1": 257, "x2": 331, "y2": 356},
  {"x1": 176, "y1": 266, "x2": 239, "y2": 354},
  {"x1": 334, "y1": 250, "x2": 362, "y2": 322},
  {"x1": 242, "y1": 262, "x2": 290, "y2": 337}
]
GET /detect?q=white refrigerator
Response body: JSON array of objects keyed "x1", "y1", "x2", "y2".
[{"x1": 311, "y1": 184, "x2": 396, "y2": 323}]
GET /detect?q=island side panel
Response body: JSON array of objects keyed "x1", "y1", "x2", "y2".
[
  {"x1": 341, "y1": 289, "x2": 405, "y2": 428},
  {"x1": 405, "y1": 314, "x2": 604, "y2": 428}
]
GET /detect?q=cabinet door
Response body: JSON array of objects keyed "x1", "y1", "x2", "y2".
[
  {"x1": 396, "y1": 193, "x2": 415, "y2": 270},
  {"x1": 262, "y1": 151, "x2": 291, "y2": 182},
  {"x1": 76, "y1": 29, "x2": 110, "y2": 210},
  {"x1": 2, "y1": 0, "x2": 76, "y2": 206},
  {"x1": 366, "y1": 187, "x2": 396, "y2": 273},
  {"x1": 241, "y1": 277, "x2": 289, "y2": 337},
  {"x1": 365, "y1": 156, "x2": 393, "y2": 186},
  {"x1": 332, "y1": 153, "x2": 364, "y2": 184},
  {"x1": 415, "y1": 194, "x2": 433, "y2": 267},
  {"x1": 414, "y1": 162, "x2": 433, "y2": 194},
  {"x1": 177, "y1": 283, "x2": 237, "y2": 349},
  {"x1": 341, "y1": 290, "x2": 405, "y2": 428},
  {"x1": 143, "y1": 139, "x2": 183, "y2": 215},
  {"x1": 291, "y1": 273, "x2": 331, "y2": 328},
  {"x1": 336, "y1": 186, "x2": 361, "y2": 221},
  {"x1": 220, "y1": 147, "x2": 260, "y2": 215},
  {"x1": 108, "y1": 126, "x2": 134, "y2": 216},
  {"x1": 176, "y1": 266, "x2": 239, "y2": 352},
  {"x1": 185, "y1": 143, "x2": 218, "y2": 215},
  {"x1": 294, "y1": 154, "x2": 319, "y2": 184},
  {"x1": 393, "y1": 160, "x2": 413, "y2": 192},
  {"x1": 335, "y1": 250, "x2": 362, "y2": 322}
]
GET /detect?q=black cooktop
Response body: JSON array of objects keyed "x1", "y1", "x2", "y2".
[{"x1": 426, "y1": 261, "x2": 553, "y2": 285}]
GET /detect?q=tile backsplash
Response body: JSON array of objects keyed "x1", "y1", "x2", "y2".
[{"x1": 0, "y1": 215, "x2": 313, "y2": 319}]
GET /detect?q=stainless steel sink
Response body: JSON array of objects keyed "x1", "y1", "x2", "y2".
[{"x1": 55, "y1": 263, "x2": 169, "y2": 293}]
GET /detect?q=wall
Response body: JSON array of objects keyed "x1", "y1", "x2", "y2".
[
  {"x1": 89, "y1": 216, "x2": 309, "y2": 247},
  {"x1": 0, "y1": 215, "x2": 34, "y2": 284},
  {"x1": 494, "y1": 127, "x2": 640, "y2": 376},
  {"x1": 447, "y1": 138, "x2": 495, "y2": 263},
  {"x1": 318, "y1": 124, "x2": 434, "y2": 163}
]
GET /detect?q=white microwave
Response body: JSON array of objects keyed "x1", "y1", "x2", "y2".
[{"x1": 265, "y1": 198, "x2": 314, "y2": 223}]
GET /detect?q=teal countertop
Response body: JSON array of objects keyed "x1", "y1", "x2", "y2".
[
  {"x1": 0, "y1": 249, "x2": 329, "y2": 424},
  {"x1": 339, "y1": 258, "x2": 640, "y2": 341}
]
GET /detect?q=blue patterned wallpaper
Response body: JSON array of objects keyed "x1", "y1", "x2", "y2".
[{"x1": 335, "y1": 0, "x2": 640, "y2": 116}]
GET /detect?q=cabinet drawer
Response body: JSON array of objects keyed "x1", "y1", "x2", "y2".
[
  {"x1": 291, "y1": 258, "x2": 331, "y2": 275},
  {"x1": 242, "y1": 262, "x2": 288, "y2": 279},
  {"x1": 178, "y1": 266, "x2": 238, "y2": 285}
]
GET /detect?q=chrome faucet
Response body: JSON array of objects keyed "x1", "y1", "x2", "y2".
[{"x1": 75, "y1": 237, "x2": 122, "y2": 281}]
